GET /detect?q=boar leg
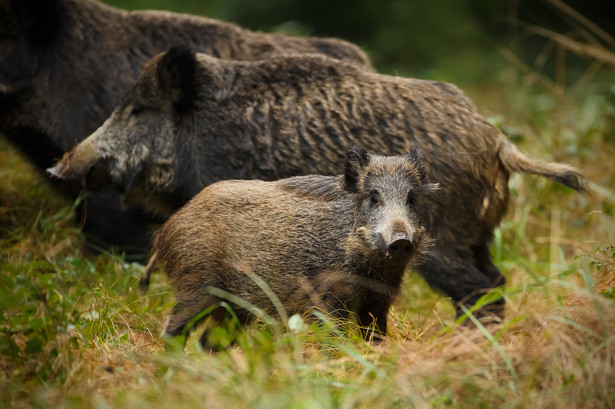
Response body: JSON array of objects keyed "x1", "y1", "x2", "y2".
[
  {"x1": 357, "y1": 293, "x2": 390, "y2": 341},
  {"x1": 471, "y1": 243, "x2": 506, "y2": 317},
  {"x1": 417, "y1": 245, "x2": 506, "y2": 320},
  {"x1": 199, "y1": 307, "x2": 249, "y2": 352},
  {"x1": 164, "y1": 296, "x2": 224, "y2": 341},
  {"x1": 78, "y1": 193, "x2": 154, "y2": 259}
]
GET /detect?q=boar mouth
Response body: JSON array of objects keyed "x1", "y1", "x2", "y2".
[
  {"x1": 47, "y1": 153, "x2": 98, "y2": 183},
  {"x1": 47, "y1": 156, "x2": 123, "y2": 192}
]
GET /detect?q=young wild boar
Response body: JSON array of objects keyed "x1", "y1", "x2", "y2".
[
  {"x1": 139, "y1": 147, "x2": 436, "y2": 348},
  {"x1": 0, "y1": 0, "x2": 371, "y2": 253},
  {"x1": 49, "y1": 47, "x2": 586, "y2": 317}
]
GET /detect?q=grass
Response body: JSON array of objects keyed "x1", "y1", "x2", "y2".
[{"x1": 2, "y1": 11, "x2": 615, "y2": 409}]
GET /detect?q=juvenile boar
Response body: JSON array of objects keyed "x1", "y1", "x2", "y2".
[
  {"x1": 140, "y1": 147, "x2": 436, "y2": 347},
  {"x1": 0, "y1": 0, "x2": 371, "y2": 253},
  {"x1": 50, "y1": 47, "x2": 586, "y2": 317}
]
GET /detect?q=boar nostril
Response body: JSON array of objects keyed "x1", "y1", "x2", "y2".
[{"x1": 387, "y1": 235, "x2": 412, "y2": 258}]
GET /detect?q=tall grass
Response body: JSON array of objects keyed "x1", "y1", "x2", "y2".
[{"x1": 1, "y1": 3, "x2": 614, "y2": 408}]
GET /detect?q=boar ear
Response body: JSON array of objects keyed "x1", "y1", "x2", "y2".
[
  {"x1": 405, "y1": 147, "x2": 428, "y2": 184},
  {"x1": 417, "y1": 182, "x2": 439, "y2": 195},
  {"x1": 157, "y1": 46, "x2": 198, "y2": 115},
  {"x1": 344, "y1": 146, "x2": 370, "y2": 192}
]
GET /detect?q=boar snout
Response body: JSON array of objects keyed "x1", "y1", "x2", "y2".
[
  {"x1": 46, "y1": 160, "x2": 67, "y2": 179},
  {"x1": 47, "y1": 137, "x2": 100, "y2": 183},
  {"x1": 385, "y1": 224, "x2": 414, "y2": 259}
]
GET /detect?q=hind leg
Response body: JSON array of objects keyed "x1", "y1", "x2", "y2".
[
  {"x1": 78, "y1": 192, "x2": 155, "y2": 261},
  {"x1": 471, "y1": 243, "x2": 506, "y2": 317},
  {"x1": 164, "y1": 295, "x2": 222, "y2": 349},
  {"x1": 198, "y1": 306, "x2": 248, "y2": 352},
  {"x1": 416, "y1": 244, "x2": 505, "y2": 320}
]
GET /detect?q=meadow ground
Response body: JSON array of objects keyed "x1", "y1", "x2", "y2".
[{"x1": 1, "y1": 50, "x2": 615, "y2": 409}]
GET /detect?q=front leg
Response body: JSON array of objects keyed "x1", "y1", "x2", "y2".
[{"x1": 357, "y1": 292, "x2": 391, "y2": 341}]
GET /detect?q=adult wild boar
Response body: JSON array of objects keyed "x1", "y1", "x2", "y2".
[
  {"x1": 140, "y1": 147, "x2": 436, "y2": 348},
  {"x1": 49, "y1": 47, "x2": 586, "y2": 316},
  {"x1": 0, "y1": 0, "x2": 371, "y2": 253}
]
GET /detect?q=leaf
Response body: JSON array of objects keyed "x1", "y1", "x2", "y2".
[
  {"x1": 25, "y1": 336, "x2": 43, "y2": 355},
  {"x1": 0, "y1": 335, "x2": 20, "y2": 357},
  {"x1": 29, "y1": 318, "x2": 45, "y2": 331}
]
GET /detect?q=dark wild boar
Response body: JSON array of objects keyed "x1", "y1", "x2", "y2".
[
  {"x1": 0, "y1": 0, "x2": 371, "y2": 253},
  {"x1": 49, "y1": 47, "x2": 586, "y2": 317},
  {"x1": 139, "y1": 147, "x2": 436, "y2": 348}
]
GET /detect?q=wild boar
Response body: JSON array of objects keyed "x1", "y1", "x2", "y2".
[
  {"x1": 49, "y1": 46, "x2": 586, "y2": 317},
  {"x1": 139, "y1": 147, "x2": 436, "y2": 348},
  {"x1": 0, "y1": 0, "x2": 371, "y2": 253}
]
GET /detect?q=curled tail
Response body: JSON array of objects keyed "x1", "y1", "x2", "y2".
[
  {"x1": 139, "y1": 251, "x2": 158, "y2": 293},
  {"x1": 498, "y1": 141, "x2": 587, "y2": 192}
]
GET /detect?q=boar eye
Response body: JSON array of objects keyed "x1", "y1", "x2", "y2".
[
  {"x1": 130, "y1": 106, "x2": 144, "y2": 117},
  {"x1": 369, "y1": 191, "x2": 380, "y2": 205}
]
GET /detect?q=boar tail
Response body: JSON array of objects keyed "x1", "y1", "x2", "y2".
[
  {"x1": 498, "y1": 140, "x2": 587, "y2": 192},
  {"x1": 139, "y1": 252, "x2": 158, "y2": 293}
]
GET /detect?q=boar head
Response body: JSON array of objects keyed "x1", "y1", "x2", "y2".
[
  {"x1": 344, "y1": 146, "x2": 438, "y2": 264},
  {"x1": 47, "y1": 46, "x2": 206, "y2": 197}
]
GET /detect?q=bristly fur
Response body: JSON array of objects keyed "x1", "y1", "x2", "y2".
[{"x1": 278, "y1": 175, "x2": 346, "y2": 201}]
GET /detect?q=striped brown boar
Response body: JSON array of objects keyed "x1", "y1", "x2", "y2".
[{"x1": 140, "y1": 147, "x2": 436, "y2": 349}]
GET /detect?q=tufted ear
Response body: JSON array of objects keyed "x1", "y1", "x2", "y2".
[
  {"x1": 406, "y1": 147, "x2": 439, "y2": 194},
  {"x1": 156, "y1": 46, "x2": 198, "y2": 115},
  {"x1": 405, "y1": 146, "x2": 429, "y2": 184},
  {"x1": 344, "y1": 145, "x2": 370, "y2": 192}
]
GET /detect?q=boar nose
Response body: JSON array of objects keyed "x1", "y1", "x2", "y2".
[
  {"x1": 46, "y1": 162, "x2": 67, "y2": 179},
  {"x1": 387, "y1": 232, "x2": 413, "y2": 258}
]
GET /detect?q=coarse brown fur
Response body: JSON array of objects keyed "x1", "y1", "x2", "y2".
[
  {"x1": 140, "y1": 147, "x2": 435, "y2": 348},
  {"x1": 52, "y1": 47, "x2": 586, "y2": 316},
  {"x1": 0, "y1": 0, "x2": 371, "y2": 253}
]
